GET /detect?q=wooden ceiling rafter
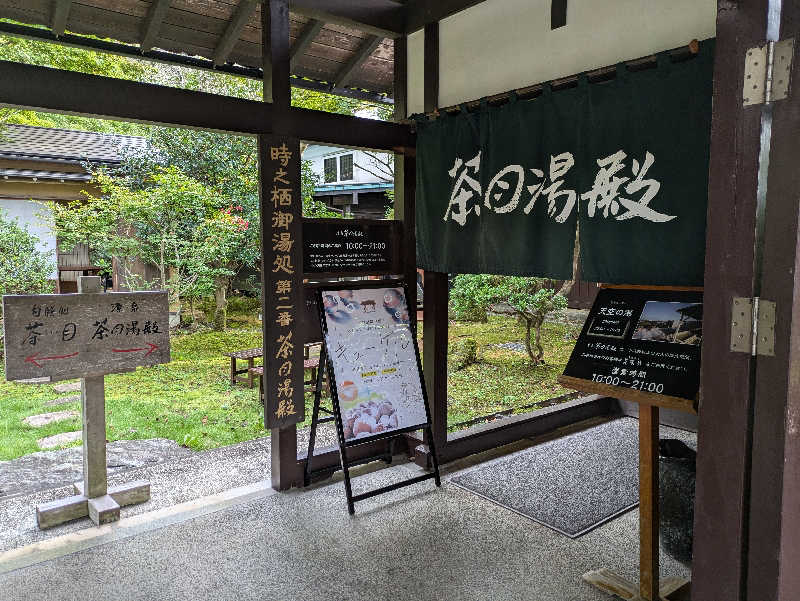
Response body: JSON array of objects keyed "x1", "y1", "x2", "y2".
[
  {"x1": 289, "y1": 18, "x2": 323, "y2": 66},
  {"x1": 140, "y1": 0, "x2": 172, "y2": 53},
  {"x1": 333, "y1": 34, "x2": 382, "y2": 88},
  {"x1": 213, "y1": 0, "x2": 260, "y2": 66},
  {"x1": 288, "y1": 0, "x2": 404, "y2": 39},
  {"x1": 50, "y1": 0, "x2": 72, "y2": 37},
  {"x1": 404, "y1": 0, "x2": 489, "y2": 33},
  {"x1": 0, "y1": 0, "x2": 495, "y2": 102}
]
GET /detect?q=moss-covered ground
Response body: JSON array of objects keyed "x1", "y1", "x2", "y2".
[{"x1": 0, "y1": 312, "x2": 580, "y2": 460}]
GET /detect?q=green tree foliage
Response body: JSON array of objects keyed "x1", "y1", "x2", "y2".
[
  {"x1": 0, "y1": 211, "x2": 55, "y2": 354},
  {"x1": 0, "y1": 210, "x2": 54, "y2": 298},
  {"x1": 450, "y1": 274, "x2": 496, "y2": 322},
  {"x1": 449, "y1": 275, "x2": 567, "y2": 364},
  {"x1": 50, "y1": 168, "x2": 256, "y2": 329}
]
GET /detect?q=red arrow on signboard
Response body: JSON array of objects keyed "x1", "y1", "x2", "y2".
[
  {"x1": 25, "y1": 351, "x2": 79, "y2": 367},
  {"x1": 111, "y1": 342, "x2": 159, "y2": 357}
]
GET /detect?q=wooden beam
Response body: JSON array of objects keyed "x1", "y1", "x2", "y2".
[
  {"x1": 261, "y1": 0, "x2": 303, "y2": 491},
  {"x1": 51, "y1": 0, "x2": 71, "y2": 38},
  {"x1": 140, "y1": 0, "x2": 171, "y2": 53},
  {"x1": 551, "y1": 0, "x2": 567, "y2": 30},
  {"x1": 0, "y1": 59, "x2": 413, "y2": 149},
  {"x1": 421, "y1": 22, "x2": 448, "y2": 456},
  {"x1": 289, "y1": 0, "x2": 404, "y2": 39},
  {"x1": 747, "y1": 4, "x2": 800, "y2": 599},
  {"x1": 691, "y1": 1, "x2": 768, "y2": 600},
  {"x1": 423, "y1": 22, "x2": 438, "y2": 113},
  {"x1": 289, "y1": 18, "x2": 323, "y2": 66},
  {"x1": 263, "y1": 0, "x2": 291, "y2": 110},
  {"x1": 392, "y1": 35, "x2": 407, "y2": 122},
  {"x1": 213, "y1": 0, "x2": 259, "y2": 66},
  {"x1": 404, "y1": 0, "x2": 488, "y2": 33},
  {"x1": 333, "y1": 35, "x2": 382, "y2": 88}
]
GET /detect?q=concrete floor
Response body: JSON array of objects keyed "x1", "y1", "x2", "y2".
[{"x1": 0, "y1": 421, "x2": 691, "y2": 601}]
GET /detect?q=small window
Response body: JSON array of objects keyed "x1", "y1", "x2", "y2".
[
  {"x1": 339, "y1": 153, "x2": 354, "y2": 181},
  {"x1": 324, "y1": 157, "x2": 337, "y2": 183}
]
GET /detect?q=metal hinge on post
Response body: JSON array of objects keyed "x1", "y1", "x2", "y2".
[
  {"x1": 743, "y1": 38, "x2": 794, "y2": 106},
  {"x1": 730, "y1": 297, "x2": 776, "y2": 356}
]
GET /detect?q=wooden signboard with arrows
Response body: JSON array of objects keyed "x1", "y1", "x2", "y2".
[
  {"x1": 3, "y1": 290, "x2": 170, "y2": 382},
  {"x1": 2, "y1": 280, "x2": 170, "y2": 529}
]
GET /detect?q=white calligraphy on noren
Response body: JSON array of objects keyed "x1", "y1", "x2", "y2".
[{"x1": 443, "y1": 149, "x2": 675, "y2": 226}]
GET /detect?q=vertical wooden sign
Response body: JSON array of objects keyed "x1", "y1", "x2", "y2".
[{"x1": 260, "y1": 134, "x2": 304, "y2": 428}]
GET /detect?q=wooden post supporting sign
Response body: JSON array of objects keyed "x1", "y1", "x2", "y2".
[
  {"x1": 2, "y1": 276, "x2": 169, "y2": 528},
  {"x1": 560, "y1": 286, "x2": 701, "y2": 600}
]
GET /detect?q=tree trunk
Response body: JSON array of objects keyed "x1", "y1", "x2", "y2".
[
  {"x1": 524, "y1": 317, "x2": 537, "y2": 364},
  {"x1": 213, "y1": 279, "x2": 228, "y2": 330},
  {"x1": 159, "y1": 238, "x2": 166, "y2": 291},
  {"x1": 533, "y1": 318, "x2": 545, "y2": 364}
]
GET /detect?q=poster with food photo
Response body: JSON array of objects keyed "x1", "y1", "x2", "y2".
[{"x1": 320, "y1": 286, "x2": 428, "y2": 442}]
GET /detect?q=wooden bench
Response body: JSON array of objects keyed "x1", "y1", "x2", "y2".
[
  {"x1": 250, "y1": 356, "x2": 326, "y2": 406},
  {"x1": 223, "y1": 347, "x2": 263, "y2": 389}
]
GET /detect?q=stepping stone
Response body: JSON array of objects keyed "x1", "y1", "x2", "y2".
[
  {"x1": 1, "y1": 438, "x2": 192, "y2": 498},
  {"x1": 37, "y1": 431, "x2": 82, "y2": 450},
  {"x1": 53, "y1": 381, "x2": 81, "y2": 394},
  {"x1": 23, "y1": 410, "x2": 79, "y2": 428},
  {"x1": 45, "y1": 394, "x2": 81, "y2": 407}
]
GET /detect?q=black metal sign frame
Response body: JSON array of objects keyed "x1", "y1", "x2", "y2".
[{"x1": 310, "y1": 279, "x2": 440, "y2": 514}]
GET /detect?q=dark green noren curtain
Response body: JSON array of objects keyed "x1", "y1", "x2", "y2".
[{"x1": 416, "y1": 39, "x2": 714, "y2": 286}]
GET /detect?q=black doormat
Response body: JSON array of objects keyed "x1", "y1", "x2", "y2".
[{"x1": 451, "y1": 417, "x2": 647, "y2": 538}]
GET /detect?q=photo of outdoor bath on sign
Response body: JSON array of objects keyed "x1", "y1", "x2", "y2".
[
  {"x1": 2, "y1": 277, "x2": 170, "y2": 529},
  {"x1": 314, "y1": 282, "x2": 440, "y2": 514}
]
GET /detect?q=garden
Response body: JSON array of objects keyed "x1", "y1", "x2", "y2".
[{"x1": 0, "y1": 33, "x2": 581, "y2": 463}]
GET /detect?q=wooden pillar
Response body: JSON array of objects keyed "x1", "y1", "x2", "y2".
[
  {"x1": 260, "y1": 0, "x2": 301, "y2": 491},
  {"x1": 639, "y1": 405, "x2": 659, "y2": 601},
  {"x1": 78, "y1": 276, "x2": 108, "y2": 500},
  {"x1": 692, "y1": 3, "x2": 767, "y2": 600},
  {"x1": 421, "y1": 21, "x2": 449, "y2": 452},
  {"x1": 393, "y1": 34, "x2": 418, "y2": 322},
  {"x1": 746, "y1": 3, "x2": 800, "y2": 600}
]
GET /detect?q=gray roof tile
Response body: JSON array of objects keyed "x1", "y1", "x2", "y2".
[{"x1": 0, "y1": 124, "x2": 147, "y2": 163}]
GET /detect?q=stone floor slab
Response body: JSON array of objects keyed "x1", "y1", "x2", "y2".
[
  {"x1": 0, "y1": 423, "x2": 338, "y2": 552},
  {"x1": 0, "y1": 462, "x2": 690, "y2": 601},
  {"x1": 23, "y1": 410, "x2": 79, "y2": 428}
]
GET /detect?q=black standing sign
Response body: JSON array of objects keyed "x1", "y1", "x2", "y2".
[
  {"x1": 560, "y1": 288, "x2": 702, "y2": 410},
  {"x1": 260, "y1": 135, "x2": 304, "y2": 429},
  {"x1": 305, "y1": 281, "x2": 441, "y2": 514},
  {"x1": 302, "y1": 218, "x2": 401, "y2": 276}
]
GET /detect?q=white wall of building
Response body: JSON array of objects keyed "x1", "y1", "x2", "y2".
[
  {"x1": 407, "y1": 0, "x2": 717, "y2": 114},
  {"x1": 304, "y1": 146, "x2": 393, "y2": 185},
  {"x1": 0, "y1": 198, "x2": 58, "y2": 278}
]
